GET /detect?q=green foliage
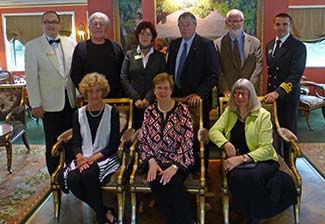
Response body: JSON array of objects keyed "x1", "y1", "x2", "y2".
[{"x1": 119, "y1": 0, "x2": 141, "y2": 34}]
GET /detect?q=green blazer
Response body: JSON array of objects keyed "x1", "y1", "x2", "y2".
[{"x1": 209, "y1": 107, "x2": 278, "y2": 162}]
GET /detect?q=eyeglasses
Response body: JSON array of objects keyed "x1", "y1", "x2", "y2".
[
  {"x1": 227, "y1": 19, "x2": 244, "y2": 24},
  {"x1": 42, "y1": 20, "x2": 59, "y2": 25},
  {"x1": 178, "y1": 23, "x2": 195, "y2": 27},
  {"x1": 233, "y1": 91, "x2": 249, "y2": 97}
]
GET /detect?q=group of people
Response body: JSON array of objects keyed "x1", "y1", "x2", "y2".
[{"x1": 24, "y1": 7, "x2": 305, "y2": 224}]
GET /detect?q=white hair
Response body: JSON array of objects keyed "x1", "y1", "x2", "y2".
[{"x1": 226, "y1": 9, "x2": 244, "y2": 20}]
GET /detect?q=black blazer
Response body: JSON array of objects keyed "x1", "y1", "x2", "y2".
[
  {"x1": 120, "y1": 48, "x2": 167, "y2": 103},
  {"x1": 266, "y1": 34, "x2": 306, "y2": 100},
  {"x1": 167, "y1": 34, "x2": 219, "y2": 100}
]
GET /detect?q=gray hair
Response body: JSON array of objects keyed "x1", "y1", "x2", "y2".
[
  {"x1": 88, "y1": 12, "x2": 110, "y2": 28},
  {"x1": 228, "y1": 78, "x2": 261, "y2": 113},
  {"x1": 226, "y1": 9, "x2": 244, "y2": 20},
  {"x1": 178, "y1": 12, "x2": 197, "y2": 24}
]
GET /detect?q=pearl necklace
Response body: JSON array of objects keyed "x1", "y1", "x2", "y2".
[{"x1": 88, "y1": 104, "x2": 104, "y2": 118}]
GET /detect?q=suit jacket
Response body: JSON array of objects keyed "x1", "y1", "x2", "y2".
[
  {"x1": 120, "y1": 48, "x2": 167, "y2": 103},
  {"x1": 167, "y1": 34, "x2": 218, "y2": 101},
  {"x1": 215, "y1": 32, "x2": 263, "y2": 94},
  {"x1": 25, "y1": 34, "x2": 76, "y2": 111},
  {"x1": 266, "y1": 34, "x2": 306, "y2": 101}
]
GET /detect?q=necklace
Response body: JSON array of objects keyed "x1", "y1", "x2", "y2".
[{"x1": 88, "y1": 104, "x2": 104, "y2": 118}]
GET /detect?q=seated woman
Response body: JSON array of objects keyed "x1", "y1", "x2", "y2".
[
  {"x1": 138, "y1": 72, "x2": 196, "y2": 224},
  {"x1": 209, "y1": 78, "x2": 297, "y2": 224},
  {"x1": 66, "y1": 72, "x2": 120, "y2": 224}
]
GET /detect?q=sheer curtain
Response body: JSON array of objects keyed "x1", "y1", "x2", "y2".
[{"x1": 5, "y1": 14, "x2": 73, "y2": 44}]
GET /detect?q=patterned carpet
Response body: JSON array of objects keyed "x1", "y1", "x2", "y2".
[
  {"x1": 299, "y1": 143, "x2": 325, "y2": 177},
  {"x1": 0, "y1": 145, "x2": 50, "y2": 224}
]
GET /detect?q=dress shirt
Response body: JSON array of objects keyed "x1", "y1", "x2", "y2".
[
  {"x1": 175, "y1": 34, "x2": 195, "y2": 76},
  {"x1": 272, "y1": 33, "x2": 290, "y2": 53},
  {"x1": 136, "y1": 45, "x2": 154, "y2": 68},
  {"x1": 47, "y1": 35, "x2": 65, "y2": 83},
  {"x1": 230, "y1": 32, "x2": 244, "y2": 65}
]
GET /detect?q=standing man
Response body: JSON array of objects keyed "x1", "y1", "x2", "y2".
[
  {"x1": 215, "y1": 9, "x2": 263, "y2": 96},
  {"x1": 25, "y1": 11, "x2": 77, "y2": 174},
  {"x1": 167, "y1": 12, "x2": 219, "y2": 170},
  {"x1": 264, "y1": 13, "x2": 306, "y2": 162},
  {"x1": 71, "y1": 12, "x2": 124, "y2": 98}
]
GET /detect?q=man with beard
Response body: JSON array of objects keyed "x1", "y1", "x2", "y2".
[{"x1": 215, "y1": 9, "x2": 263, "y2": 96}]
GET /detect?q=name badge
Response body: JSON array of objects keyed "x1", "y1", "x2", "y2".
[
  {"x1": 134, "y1": 55, "x2": 142, "y2": 60},
  {"x1": 268, "y1": 49, "x2": 273, "y2": 54}
]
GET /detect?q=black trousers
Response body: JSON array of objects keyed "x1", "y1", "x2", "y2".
[
  {"x1": 67, "y1": 163, "x2": 108, "y2": 224},
  {"x1": 42, "y1": 94, "x2": 75, "y2": 174},
  {"x1": 229, "y1": 161, "x2": 296, "y2": 220},
  {"x1": 276, "y1": 94, "x2": 299, "y2": 164},
  {"x1": 149, "y1": 169, "x2": 194, "y2": 224}
]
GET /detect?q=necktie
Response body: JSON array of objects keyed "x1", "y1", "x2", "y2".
[
  {"x1": 48, "y1": 39, "x2": 60, "y2": 45},
  {"x1": 272, "y1": 40, "x2": 281, "y2": 57},
  {"x1": 233, "y1": 39, "x2": 241, "y2": 67},
  {"x1": 176, "y1": 42, "x2": 187, "y2": 88}
]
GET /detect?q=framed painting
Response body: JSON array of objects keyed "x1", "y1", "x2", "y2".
[{"x1": 156, "y1": 0, "x2": 263, "y2": 41}]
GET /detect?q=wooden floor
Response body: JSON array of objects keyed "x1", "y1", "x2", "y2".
[{"x1": 26, "y1": 158, "x2": 325, "y2": 224}]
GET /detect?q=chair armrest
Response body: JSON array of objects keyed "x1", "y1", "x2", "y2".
[
  {"x1": 277, "y1": 127, "x2": 297, "y2": 143},
  {"x1": 5, "y1": 106, "x2": 25, "y2": 124},
  {"x1": 119, "y1": 128, "x2": 135, "y2": 151},
  {"x1": 198, "y1": 128, "x2": 209, "y2": 145},
  {"x1": 129, "y1": 139, "x2": 139, "y2": 185}
]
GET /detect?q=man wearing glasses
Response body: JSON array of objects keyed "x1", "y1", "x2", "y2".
[
  {"x1": 215, "y1": 9, "x2": 263, "y2": 97},
  {"x1": 167, "y1": 11, "x2": 219, "y2": 173},
  {"x1": 25, "y1": 11, "x2": 77, "y2": 175}
]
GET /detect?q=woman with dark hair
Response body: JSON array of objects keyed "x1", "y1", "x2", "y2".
[
  {"x1": 120, "y1": 21, "x2": 167, "y2": 129},
  {"x1": 66, "y1": 72, "x2": 120, "y2": 224},
  {"x1": 209, "y1": 78, "x2": 297, "y2": 224}
]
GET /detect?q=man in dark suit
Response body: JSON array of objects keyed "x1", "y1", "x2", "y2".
[
  {"x1": 167, "y1": 11, "x2": 219, "y2": 171},
  {"x1": 264, "y1": 12, "x2": 306, "y2": 162}
]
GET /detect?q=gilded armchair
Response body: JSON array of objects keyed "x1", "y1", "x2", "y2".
[
  {"x1": 51, "y1": 97, "x2": 135, "y2": 223},
  {"x1": 218, "y1": 96, "x2": 302, "y2": 224},
  {"x1": 0, "y1": 84, "x2": 30, "y2": 173},
  {"x1": 128, "y1": 98, "x2": 207, "y2": 224},
  {"x1": 299, "y1": 79, "x2": 325, "y2": 130}
]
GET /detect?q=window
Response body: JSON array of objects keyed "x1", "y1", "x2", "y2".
[
  {"x1": 3, "y1": 12, "x2": 75, "y2": 71},
  {"x1": 304, "y1": 40, "x2": 325, "y2": 67}
]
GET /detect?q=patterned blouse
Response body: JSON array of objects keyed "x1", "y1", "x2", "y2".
[{"x1": 138, "y1": 102, "x2": 195, "y2": 170}]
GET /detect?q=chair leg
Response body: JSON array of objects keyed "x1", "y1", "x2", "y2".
[
  {"x1": 52, "y1": 189, "x2": 61, "y2": 221},
  {"x1": 22, "y1": 132, "x2": 31, "y2": 152},
  {"x1": 130, "y1": 191, "x2": 136, "y2": 224},
  {"x1": 117, "y1": 189, "x2": 125, "y2": 224},
  {"x1": 5, "y1": 143, "x2": 13, "y2": 173},
  {"x1": 304, "y1": 111, "x2": 313, "y2": 130},
  {"x1": 199, "y1": 194, "x2": 205, "y2": 224},
  {"x1": 294, "y1": 195, "x2": 301, "y2": 224},
  {"x1": 222, "y1": 192, "x2": 230, "y2": 224}
]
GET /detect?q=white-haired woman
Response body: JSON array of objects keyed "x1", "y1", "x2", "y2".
[{"x1": 209, "y1": 78, "x2": 296, "y2": 224}]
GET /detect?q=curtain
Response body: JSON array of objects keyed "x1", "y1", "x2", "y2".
[
  {"x1": 289, "y1": 7, "x2": 325, "y2": 42},
  {"x1": 5, "y1": 14, "x2": 73, "y2": 45}
]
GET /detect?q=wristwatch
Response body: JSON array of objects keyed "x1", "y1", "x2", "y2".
[
  {"x1": 171, "y1": 164, "x2": 178, "y2": 171},
  {"x1": 242, "y1": 154, "x2": 248, "y2": 163}
]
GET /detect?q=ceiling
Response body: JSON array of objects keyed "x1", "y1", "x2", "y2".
[{"x1": 0, "y1": 0, "x2": 87, "y2": 7}]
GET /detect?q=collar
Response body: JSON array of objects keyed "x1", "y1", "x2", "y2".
[
  {"x1": 136, "y1": 45, "x2": 154, "y2": 55},
  {"x1": 229, "y1": 32, "x2": 244, "y2": 42},
  {"x1": 276, "y1": 33, "x2": 290, "y2": 44},
  {"x1": 181, "y1": 33, "x2": 196, "y2": 46}
]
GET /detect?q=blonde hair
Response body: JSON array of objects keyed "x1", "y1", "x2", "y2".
[
  {"x1": 79, "y1": 72, "x2": 110, "y2": 99},
  {"x1": 152, "y1": 72, "x2": 174, "y2": 90}
]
